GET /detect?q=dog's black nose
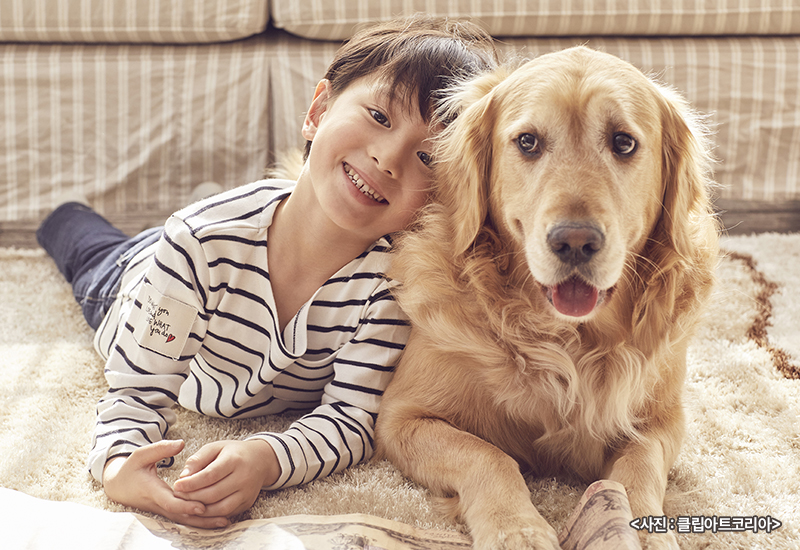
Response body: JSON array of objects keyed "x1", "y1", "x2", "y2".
[{"x1": 547, "y1": 223, "x2": 604, "y2": 265}]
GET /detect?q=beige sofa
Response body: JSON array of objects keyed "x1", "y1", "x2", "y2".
[{"x1": 1, "y1": 0, "x2": 799, "y2": 243}]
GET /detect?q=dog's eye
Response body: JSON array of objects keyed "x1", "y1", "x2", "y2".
[
  {"x1": 612, "y1": 133, "x2": 637, "y2": 156},
  {"x1": 516, "y1": 133, "x2": 540, "y2": 156}
]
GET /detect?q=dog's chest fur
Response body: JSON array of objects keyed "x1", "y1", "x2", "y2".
[{"x1": 456, "y1": 330, "x2": 650, "y2": 479}]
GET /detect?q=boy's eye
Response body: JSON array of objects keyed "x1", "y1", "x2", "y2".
[
  {"x1": 417, "y1": 151, "x2": 433, "y2": 166},
  {"x1": 370, "y1": 109, "x2": 390, "y2": 127}
]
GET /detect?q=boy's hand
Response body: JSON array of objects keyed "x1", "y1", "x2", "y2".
[
  {"x1": 102, "y1": 439, "x2": 230, "y2": 529},
  {"x1": 172, "y1": 439, "x2": 281, "y2": 518}
]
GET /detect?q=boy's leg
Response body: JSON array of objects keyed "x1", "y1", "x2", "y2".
[
  {"x1": 36, "y1": 202, "x2": 161, "y2": 330},
  {"x1": 37, "y1": 202, "x2": 129, "y2": 284}
]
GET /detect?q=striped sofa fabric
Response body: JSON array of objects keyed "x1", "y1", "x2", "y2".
[
  {"x1": 272, "y1": 0, "x2": 800, "y2": 39},
  {"x1": 1, "y1": 0, "x2": 798, "y2": 226}
]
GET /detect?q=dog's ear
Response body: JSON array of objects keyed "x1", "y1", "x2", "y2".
[
  {"x1": 632, "y1": 85, "x2": 718, "y2": 344},
  {"x1": 654, "y1": 86, "x2": 716, "y2": 262},
  {"x1": 434, "y1": 68, "x2": 508, "y2": 256}
]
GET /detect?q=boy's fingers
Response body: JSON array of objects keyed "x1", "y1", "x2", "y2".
[
  {"x1": 153, "y1": 489, "x2": 230, "y2": 529},
  {"x1": 174, "y1": 443, "x2": 229, "y2": 492},
  {"x1": 193, "y1": 491, "x2": 251, "y2": 519},
  {"x1": 130, "y1": 439, "x2": 185, "y2": 467},
  {"x1": 174, "y1": 460, "x2": 230, "y2": 494},
  {"x1": 173, "y1": 471, "x2": 235, "y2": 505},
  {"x1": 180, "y1": 442, "x2": 222, "y2": 477},
  {"x1": 153, "y1": 485, "x2": 205, "y2": 517}
]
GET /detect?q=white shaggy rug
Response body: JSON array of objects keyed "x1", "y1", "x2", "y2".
[{"x1": 0, "y1": 233, "x2": 798, "y2": 549}]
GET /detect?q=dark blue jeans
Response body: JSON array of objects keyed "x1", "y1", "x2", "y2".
[{"x1": 36, "y1": 202, "x2": 162, "y2": 330}]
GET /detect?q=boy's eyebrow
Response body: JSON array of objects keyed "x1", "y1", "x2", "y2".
[
  {"x1": 371, "y1": 82, "x2": 424, "y2": 118},
  {"x1": 368, "y1": 82, "x2": 395, "y2": 103}
]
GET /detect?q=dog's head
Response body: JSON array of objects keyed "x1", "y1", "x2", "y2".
[{"x1": 433, "y1": 46, "x2": 715, "y2": 323}]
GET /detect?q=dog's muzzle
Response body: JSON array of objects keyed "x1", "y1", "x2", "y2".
[{"x1": 543, "y1": 222, "x2": 609, "y2": 317}]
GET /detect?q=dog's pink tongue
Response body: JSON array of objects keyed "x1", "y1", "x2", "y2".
[{"x1": 552, "y1": 277, "x2": 599, "y2": 317}]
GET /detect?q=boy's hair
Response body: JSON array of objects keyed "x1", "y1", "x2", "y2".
[{"x1": 303, "y1": 14, "x2": 498, "y2": 160}]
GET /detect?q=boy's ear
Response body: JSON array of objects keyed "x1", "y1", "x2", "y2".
[{"x1": 302, "y1": 79, "x2": 332, "y2": 141}]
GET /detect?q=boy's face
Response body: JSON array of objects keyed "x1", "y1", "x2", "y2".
[{"x1": 302, "y1": 76, "x2": 434, "y2": 244}]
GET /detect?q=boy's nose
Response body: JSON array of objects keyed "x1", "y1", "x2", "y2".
[
  {"x1": 373, "y1": 155, "x2": 395, "y2": 177},
  {"x1": 371, "y1": 136, "x2": 408, "y2": 178}
]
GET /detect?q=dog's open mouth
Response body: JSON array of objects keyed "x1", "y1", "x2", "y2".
[{"x1": 544, "y1": 276, "x2": 611, "y2": 317}]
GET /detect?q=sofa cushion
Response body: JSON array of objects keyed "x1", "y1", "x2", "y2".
[
  {"x1": 0, "y1": 0, "x2": 269, "y2": 44},
  {"x1": 0, "y1": 36, "x2": 272, "y2": 224},
  {"x1": 271, "y1": 0, "x2": 800, "y2": 41}
]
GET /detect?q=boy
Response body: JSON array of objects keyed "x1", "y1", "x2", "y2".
[{"x1": 36, "y1": 15, "x2": 498, "y2": 529}]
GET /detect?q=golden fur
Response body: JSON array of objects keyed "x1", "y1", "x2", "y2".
[{"x1": 375, "y1": 47, "x2": 720, "y2": 550}]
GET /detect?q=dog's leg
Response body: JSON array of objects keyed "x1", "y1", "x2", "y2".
[
  {"x1": 377, "y1": 404, "x2": 560, "y2": 550},
  {"x1": 607, "y1": 428, "x2": 682, "y2": 550}
]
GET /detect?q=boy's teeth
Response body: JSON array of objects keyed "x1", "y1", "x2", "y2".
[{"x1": 344, "y1": 163, "x2": 387, "y2": 203}]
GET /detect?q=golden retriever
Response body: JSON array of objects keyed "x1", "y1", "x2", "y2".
[{"x1": 375, "y1": 46, "x2": 719, "y2": 550}]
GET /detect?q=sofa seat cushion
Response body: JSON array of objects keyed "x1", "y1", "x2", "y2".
[
  {"x1": 0, "y1": 0, "x2": 269, "y2": 44},
  {"x1": 0, "y1": 36, "x2": 272, "y2": 224},
  {"x1": 271, "y1": 0, "x2": 800, "y2": 41}
]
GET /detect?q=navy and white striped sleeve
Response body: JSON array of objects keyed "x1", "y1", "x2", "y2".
[
  {"x1": 250, "y1": 281, "x2": 410, "y2": 489},
  {"x1": 87, "y1": 216, "x2": 209, "y2": 482}
]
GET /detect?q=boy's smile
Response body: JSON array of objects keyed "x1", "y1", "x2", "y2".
[{"x1": 343, "y1": 162, "x2": 387, "y2": 204}]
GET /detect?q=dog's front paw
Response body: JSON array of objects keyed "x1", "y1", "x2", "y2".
[{"x1": 471, "y1": 516, "x2": 560, "y2": 550}]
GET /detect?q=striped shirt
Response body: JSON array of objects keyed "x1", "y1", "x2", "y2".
[{"x1": 88, "y1": 180, "x2": 410, "y2": 489}]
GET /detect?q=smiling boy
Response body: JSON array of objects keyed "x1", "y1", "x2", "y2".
[{"x1": 36, "y1": 15, "x2": 497, "y2": 529}]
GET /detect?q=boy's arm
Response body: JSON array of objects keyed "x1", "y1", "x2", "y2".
[
  {"x1": 249, "y1": 284, "x2": 410, "y2": 489},
  {"x1": 88, "y1": 217, "x2": 209, "y2": 482},
  {"x1": 149, "y1": 290, "x2": 402, "y2": 517}
]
